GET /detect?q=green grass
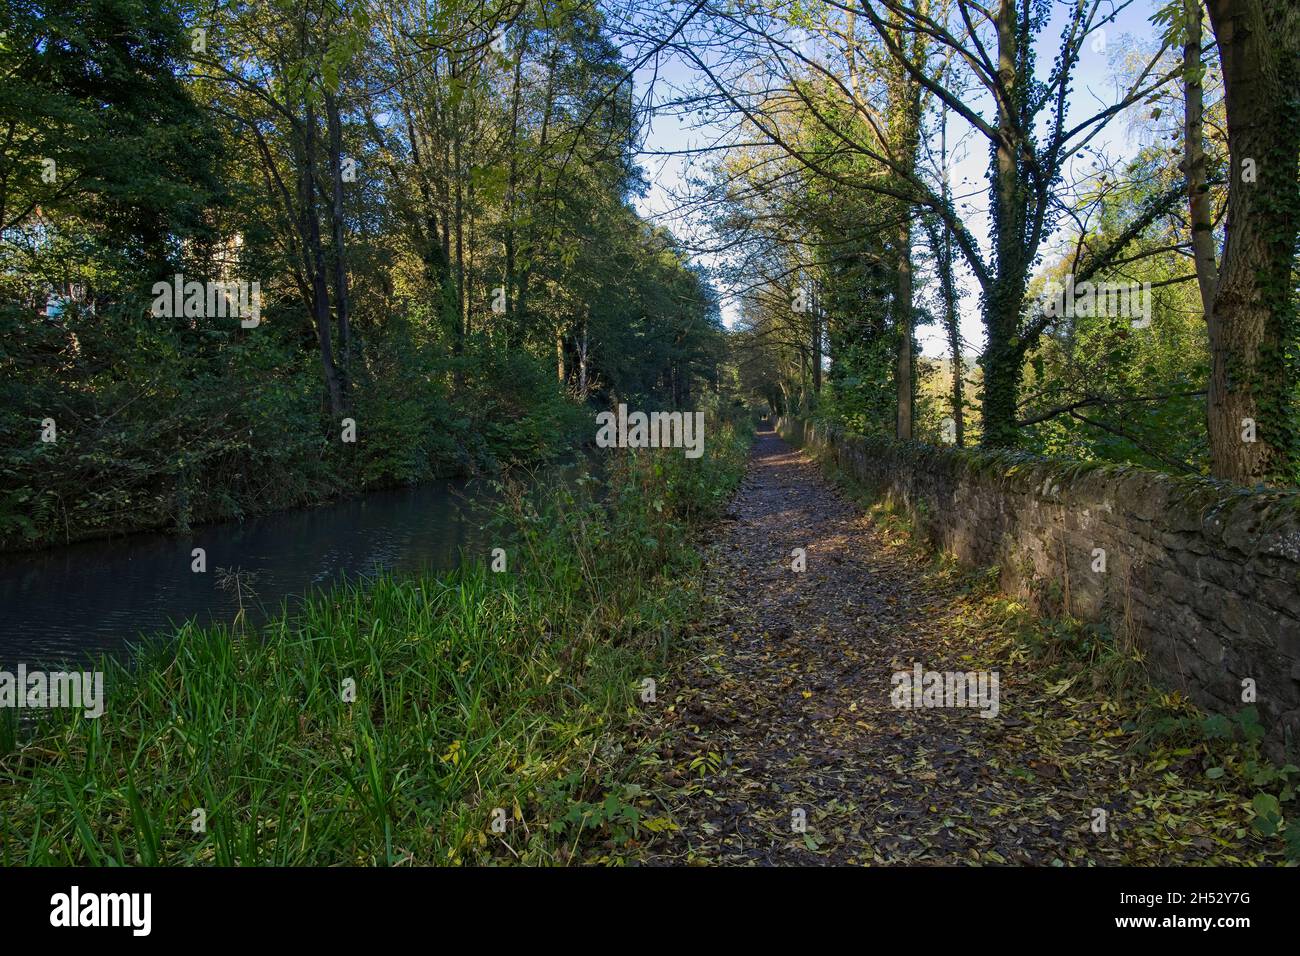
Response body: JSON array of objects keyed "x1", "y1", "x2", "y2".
[{"x1": 0, "y1": 416, "x2": 752, "y2": 866}]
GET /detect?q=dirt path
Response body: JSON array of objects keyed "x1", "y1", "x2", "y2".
[{"x1": 635, "y1": 427, "x2": 1266, "y2": 865}]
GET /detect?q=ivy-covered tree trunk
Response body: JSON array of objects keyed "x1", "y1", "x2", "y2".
[
  {"x1": 1204, "y1": 0, "x2": 1300, "y2": 485},
  {"x1": 1183, "y1": 0, "x2": 1218, "y2": 319},
  {"x1": 929, "y1": 98, "x2": 965, "y2": 446},
  {"x1": 980, "y1": 0, "x2": 1032, "y2": 448},
  {"x1": 888, "y1": 1, "x2": 924, "y2": 440},
  {"x1": 929, "y1": 212, "x2": 964, "y2": 446},
  {"x1": 895, "y1": 218, "x2": 914, "y2": 439},
  {"x1": 980, "y1": 282, "x2": 1026, "y2": 447}
]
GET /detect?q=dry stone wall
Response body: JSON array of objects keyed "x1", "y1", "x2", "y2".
[{"x1": 777, "y1": 417, "x2": 1300, "y2": 757}]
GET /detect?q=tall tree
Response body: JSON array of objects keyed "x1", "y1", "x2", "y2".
[{"x1": 1201, "y1": 0, "x2": 1300, "y2": 483}]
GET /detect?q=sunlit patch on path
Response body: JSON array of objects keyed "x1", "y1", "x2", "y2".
[{"x1": 635, "y1": 427, "x2": 1270, "y2": 866}]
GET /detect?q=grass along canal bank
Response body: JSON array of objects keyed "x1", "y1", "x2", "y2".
[{"x1": 0, "y1": 416, "x2": 751, "y2": 865}]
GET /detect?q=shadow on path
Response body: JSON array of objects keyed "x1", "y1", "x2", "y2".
[{"x1": 635, "y1": 426, "x2": 1268, "y2": 865}]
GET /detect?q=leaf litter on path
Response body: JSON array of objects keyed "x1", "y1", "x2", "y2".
[{"x1": 630, "y1": 429, "x2": 1277, "y2": 866}]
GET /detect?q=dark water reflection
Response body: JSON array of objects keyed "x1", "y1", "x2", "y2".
[{"x1": 0, "y1": 478, "x2": 505, "y2": 669}]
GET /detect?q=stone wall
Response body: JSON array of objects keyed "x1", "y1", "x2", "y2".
[{"x1": 777, "y1": 417, "x2": 1300, "y2": 757}]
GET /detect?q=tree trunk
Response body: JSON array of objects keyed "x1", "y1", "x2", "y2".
[
  {"x1": 302, "y1": 104, "x2": 344, "y2": 417},
  {"x1": 325, "y1": 90, "x2": 352, "y2": 392},
  {"x1": 515, "y1": 43, "x2": 560, "y2": 346},
  {"x1": 981, "y1": 0, "x2": 1031, "y2": 447},
  {"x1": 453, "y1": 127, "x2": 466, "y2": 358},
  {"x1": 811, "y1": 298, "x2": 823, "y2": 398},
  {"x1": 556, "y1": 323, "x2": 566, "y2": 385},
  {"x1": 896, "y1": 216, "x2": 914, "y2": 439},
  {"x1": 1183, "y1": 0, "x2": 1218, "y2": 318},
  {"x1": 888, "y1": 5, "x2": 922, "y2": 440},
  {"x1": 578, "y1": 320, "x2": 589, "y2": 400},
  {"x1": 1204, "y1": 0, "x2": 1300, "y2": 484},
  {"x1": 928, "y1": 100, "x2": 965, "y2": 445},
  {"x1": 927, "y1": 215, "x2": 965, "y2": 445},
  {"x1": 502, "y1": 24, "x2": 530, "y2": 344}
]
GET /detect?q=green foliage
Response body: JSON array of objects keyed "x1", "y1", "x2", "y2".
[
  {"x1": 0, "y1": 0, "x2": 727, "y2": 550},
  {"x1": 0, "y1": 414, "x2": 752, "y2": 865}
]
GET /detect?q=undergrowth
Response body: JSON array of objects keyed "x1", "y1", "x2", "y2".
[
  {"x1": 813, "y1": 443, "x2": 1300, "y2": 864},
  {"x1": 0, "y1": 415, "x2": 752, "y2": 865}
]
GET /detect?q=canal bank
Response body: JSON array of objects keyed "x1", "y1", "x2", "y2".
[{"x1": 0, "y1": 417, "x2": 751, "y2": 865}]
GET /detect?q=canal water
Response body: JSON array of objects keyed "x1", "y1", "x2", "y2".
[{"x1": 0, "y1": 478, "x2": 505, "y2": 669}]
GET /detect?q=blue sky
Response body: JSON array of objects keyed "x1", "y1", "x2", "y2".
[{"x1": 626, "y1": 0, "x2": 1169, "y2": 357}]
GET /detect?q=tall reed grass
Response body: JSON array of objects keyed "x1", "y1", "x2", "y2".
[{"x1": 0, "y1": 416, "x2": 751, "y2": 865}]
